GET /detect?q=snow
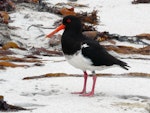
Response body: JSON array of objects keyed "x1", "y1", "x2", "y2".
[{"x1": 1, "y1": 0, "x2": 150, "y2": 113}]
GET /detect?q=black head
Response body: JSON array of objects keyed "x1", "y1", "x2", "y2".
[
  {"x1": 46, "y1": 15, "x2": 83, "y2": 38},
  {"x1": 62, "y1": 15, "x2": 82, "y2": 32}
]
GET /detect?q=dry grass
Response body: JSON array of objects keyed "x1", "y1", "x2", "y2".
[
  {"x1": 104, "y1": 45, "x2": 150, "y2": 55},
  {"x1": 0, "y1": 62, "x2": 28, "y2": 68},
  {"x1": 23, "y1": 72, "x2": 150, "y2": 80}
]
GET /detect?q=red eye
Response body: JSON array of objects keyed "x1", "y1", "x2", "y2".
[{"x1": 66, "y1": 19, "x2": 71, "y2": 23}]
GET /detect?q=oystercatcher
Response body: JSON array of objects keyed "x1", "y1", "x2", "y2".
[{"x1": 46, "y1": 15, "x2": 129, "y2": 96}]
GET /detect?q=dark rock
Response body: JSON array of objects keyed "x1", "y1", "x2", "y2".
[{"x1": 0, "y1": 95, "x2": 27, "y2": 111}]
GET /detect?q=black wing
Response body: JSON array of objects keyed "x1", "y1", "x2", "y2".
[{"x1": 81, "y1": 40, "x2": 129, "y2": 70}]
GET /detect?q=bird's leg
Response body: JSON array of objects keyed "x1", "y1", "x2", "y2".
[
  {"x1": 71, "y1": 71, "x2": 88, "y2": 94},
  {"x1": 80, "y1": 71, "x2": 97, "y2": 97}
]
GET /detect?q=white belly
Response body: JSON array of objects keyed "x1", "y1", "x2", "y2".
[{"x1": 64, "y1": 51, "x2": 116, "y2": 71}]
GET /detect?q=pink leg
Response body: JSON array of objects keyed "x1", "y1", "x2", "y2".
[
  {"x1": 72, "y1": 71, "x2": 88, "y2": 94},
  {"x1": 81, "y1": 74, "x2": 97, "y2": 97}
]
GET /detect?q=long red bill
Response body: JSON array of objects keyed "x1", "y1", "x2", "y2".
[{"x1": 46, "y1": 24, "x2": 65, "y2": 38}]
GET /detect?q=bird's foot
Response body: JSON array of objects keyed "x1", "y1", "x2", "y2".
[
  {"x1": 71, "y1": 91, "x2": 86, "y2": 94},
  {"x1": 80, "y1": 91, "x2": 94, "y2": 97}
]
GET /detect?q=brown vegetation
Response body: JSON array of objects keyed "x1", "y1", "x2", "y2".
[
  {"x1": 23, "y1": 72, "x2": 150, "y2": 80},
  {"x1": 0, "y1": 61, "x2": 28, "y2": 68},
  {"x1": 0, "y1": 11, "x2": 10, "y2": 24},
  {"x1": 104, "y1": 45, "x2": 150, "y2": 55},
  {"x1": 132, "y1": 0, "x2": 150, "y2": 4},
  {"x1": 136, "y1": 33, "x2": 150, "y2": 40},
  {"x1": 0, "y1": 56, "x2": 42, "y2": 63},
  {"x1": 2, "y1": 42, "x2": 19, "y2": 50}
]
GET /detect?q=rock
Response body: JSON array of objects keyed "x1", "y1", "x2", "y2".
[{"x1": 0, "y1": 95, "x2": 26, "y2": 111}]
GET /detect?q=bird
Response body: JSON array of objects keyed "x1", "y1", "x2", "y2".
[{"x1": 46, "y1": 15, "x2": 129, "y2": 96}]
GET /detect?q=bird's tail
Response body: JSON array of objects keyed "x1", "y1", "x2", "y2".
[{"x1": 118, "y1": 60, "x2": 130, "y2": 70}]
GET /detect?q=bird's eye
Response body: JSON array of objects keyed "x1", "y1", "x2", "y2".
[{"x1": 66, "y1": 19, "x2": 71, "y2": 23}]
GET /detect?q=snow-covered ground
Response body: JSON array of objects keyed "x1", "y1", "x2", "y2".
[{"x1": 1, "y1": 0, "x2": 150, "y2": 113}]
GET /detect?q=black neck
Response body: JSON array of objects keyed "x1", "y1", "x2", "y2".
[{"x1": 61, "y1": 31, "x2": 83, "y2": 55}]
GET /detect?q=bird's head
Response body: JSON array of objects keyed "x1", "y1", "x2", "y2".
[{"x1": 46, "y1": 15, "x2": 82, "y2": 38}]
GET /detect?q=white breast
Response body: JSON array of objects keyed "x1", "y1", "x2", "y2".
[{"x1": 65, "y1": 50, "x2": 92, "y2": 71}]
